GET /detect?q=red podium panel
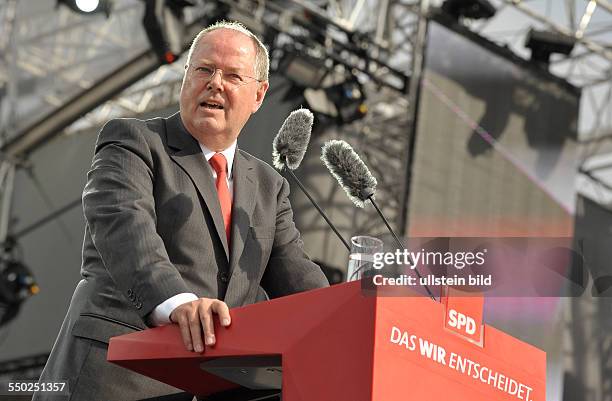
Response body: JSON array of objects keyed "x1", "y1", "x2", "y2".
[{"x1": 108, "y1": 281, "x2": 545, "y2": 401}]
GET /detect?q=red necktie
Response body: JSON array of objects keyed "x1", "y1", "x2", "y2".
[{"x1": 209, "y1": 153, "x2": 232, "y2": 244}]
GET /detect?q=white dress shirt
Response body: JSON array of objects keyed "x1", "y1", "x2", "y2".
[{"x1": 149, "y1": 140, "x2": 237, "y2": 326}]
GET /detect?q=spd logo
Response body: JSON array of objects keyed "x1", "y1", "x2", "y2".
[
  {"x1": 443, "y1": 289, "x2": 484, "y2": 346},
  {"x1": 447, "y1": 309, "x2": 477, "y2": 335}
]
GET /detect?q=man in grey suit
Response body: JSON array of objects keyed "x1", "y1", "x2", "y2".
[{"x1": 34, "y1": 21, "x2": 328, "y2": 401}]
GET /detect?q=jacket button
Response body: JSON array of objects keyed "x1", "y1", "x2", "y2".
[{"x1": 136, "y1": 302, "x2": 142, "y2": 309}]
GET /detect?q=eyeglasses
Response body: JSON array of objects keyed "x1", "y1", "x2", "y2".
[{"x1": 190, "y1": 64, "x2": 262, "y2": 89}]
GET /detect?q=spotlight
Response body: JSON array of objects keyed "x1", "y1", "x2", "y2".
[
  {"x1": 0, "y1": 237, "x2": 37, "y2": 327},
  {"x1": 525, "y1": 28, "x2": 575, "y2": 68},
  {"x1": 76, "y1": 0, "x2": 99, "y2": 12},
  {"x1": 142, "y1": 0, "x2": 194, "y2": 64},
  {"x1": 327, "y1": 79, "x2": 367, "y2": 124},
  {"x1": 57, "y1": 0, "x2": 112, "y2": 17},
  {"x1": 441, "y1": 0, "x2": 496, "y2": 20},
  {"x1": 304, "y1": 78, "x2": 367, "y2": 125},
  {"x1": 278, "y1": 46, "x2": 329, "y2": 89}
]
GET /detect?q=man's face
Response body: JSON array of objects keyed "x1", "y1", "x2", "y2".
[{"x1": 179, "y1": 28, "x2": 269, "y2": 150}]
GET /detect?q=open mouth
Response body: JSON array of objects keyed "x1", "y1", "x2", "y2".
[{"x1": 200, "y1": 101, "x2": 224, "y2": 110}]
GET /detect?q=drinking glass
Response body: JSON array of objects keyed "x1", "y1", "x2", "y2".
[{"x1": 346, "y1": 235, "x2": 384, "y2": 282}]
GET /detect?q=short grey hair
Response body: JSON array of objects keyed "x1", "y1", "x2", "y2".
[{"x1": 185, "y1": 20, "x2": 270, "y2": 81}]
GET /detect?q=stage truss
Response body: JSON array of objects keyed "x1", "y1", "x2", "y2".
[
  {"x1": 0, "y1": 0, "x2": 610, "y2": 228},
  {"x1": 0, "y1": 1, "x2": 611, "y2": 396}
]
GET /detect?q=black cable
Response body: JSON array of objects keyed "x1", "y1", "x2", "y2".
[
  {"x1": 283, "y1": 166, "x2": 351, "y2": 252},
  {"x1": 367, "y1": 195, "x2": 436, "y2": 300}
]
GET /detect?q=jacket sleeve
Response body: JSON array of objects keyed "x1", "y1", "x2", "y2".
[
  {"x1": 261, "y1": 177, "x2": 330, "y2": 297},
  {"x1": 82, "y1": 119, "x2": 190, "y2": 318}
]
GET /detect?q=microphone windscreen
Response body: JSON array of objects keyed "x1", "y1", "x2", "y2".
[
  {"x1": 272, "y1": 108, "x2": 314, "y2": 170},
  {"x1": 321, "y1": 140, "x2": 377, "y2": 208}
]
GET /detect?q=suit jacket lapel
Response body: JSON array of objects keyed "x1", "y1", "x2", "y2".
[
  {"x1": 224, "y1": 150, "x2": 258, "y2": 306},
  {"x1": 165, "y1": 113, "x2": 230, "y2": 260},
  {"x1": 229, "y1": 151, "x2": 257, "y2": 269}
]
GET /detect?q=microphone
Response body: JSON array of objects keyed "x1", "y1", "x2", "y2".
[
  {"x1": 272, "y1": 109, "x2": 351, "y2": 251},
  {"x1": 321, "y1": 139, "x2": 435, "y2": 299},
  {"x1": 320, "y1": 140, "x2": 377, "y2": 208},
  {"x1": 272, "y1": 108, "x2": 313, "y2": 171}
]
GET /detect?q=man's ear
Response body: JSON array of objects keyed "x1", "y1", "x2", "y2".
[{"x1": 251, "y1": 81, "x2": 269, "y2": 113}]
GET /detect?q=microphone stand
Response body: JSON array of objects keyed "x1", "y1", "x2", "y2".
[
  {"x1": 362, "y1": 189, "x2": 436, "y2": 300},
  {"x1": 282, "y1": 157, "x2": 351, "y2": 252}
]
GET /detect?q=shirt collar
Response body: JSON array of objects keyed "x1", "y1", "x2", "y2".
[{"x1": 199, "y1": 141, "x2": 237, "y2": 179}]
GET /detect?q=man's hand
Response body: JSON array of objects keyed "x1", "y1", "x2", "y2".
[{"x1": 169, "y1": 298, "x2": 231, "y2": 352}]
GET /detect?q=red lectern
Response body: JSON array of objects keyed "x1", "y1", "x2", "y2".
[{"x1": 108, "y1": 281, "x2": 545, "y2": 400}]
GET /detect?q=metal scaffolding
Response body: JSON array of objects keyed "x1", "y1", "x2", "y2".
[
  {"x1": 0, "y1": 1, "x2": 611, "y2": 397},
  {"x1": 1, "y1": 0, "x2": 610, "y2": 228}
]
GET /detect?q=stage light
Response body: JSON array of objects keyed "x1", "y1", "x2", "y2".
[
  {"x1": 304, "y1": 78, "x2": 367, "y2": 125},
  {"x1": 278, "y1": 48, "x2": 329, "y2": 89},
  {"x1": 75, "y1": 0, "x2": 98, "y2": 13},
  {"x1": 57, "y1": 0, "x2": 112, "y2": 17},
  {"x1": 326, "y1": 79, "x2": 368, "y2": 124},
  {"x1": 142, "y1": 0, "x2": 194, "y2": 64},
  {"x1": 0, "y1": 237, "x2": 37, "y2": 327},
  {"x1": 441, "y1": 0, "x2": 496, "y2": 20},
  {"x1": 525, "y1": 28, "x2": 575, "y2": 68}
]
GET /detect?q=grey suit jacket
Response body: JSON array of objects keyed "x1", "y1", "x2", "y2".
[{"x1": 35, "y1": 112, "x2": 328, "y2": 400}]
